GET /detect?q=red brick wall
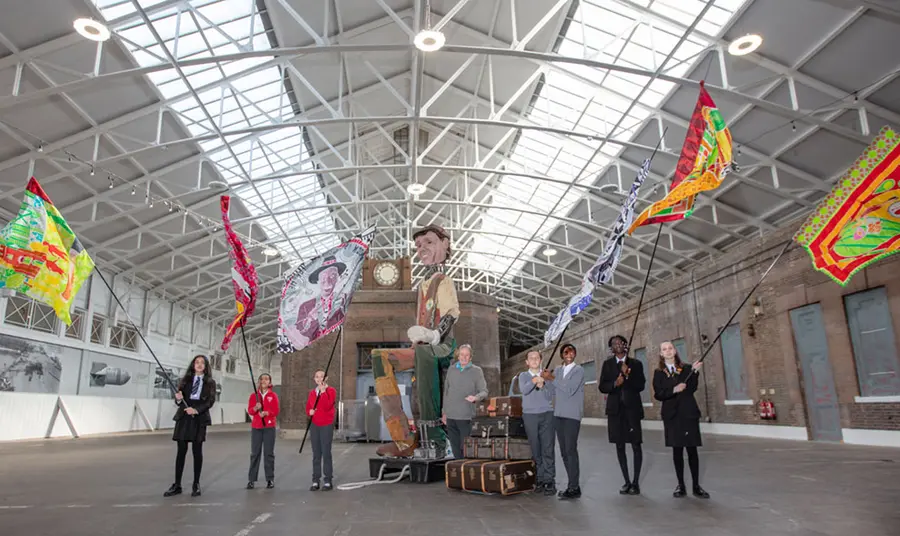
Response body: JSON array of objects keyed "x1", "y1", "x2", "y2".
[
  {"x1": 280, "y1": 290, "x2": 500, "y2": 431},
  {"x1": 501, "y1": 220, "x2": 900, "y2": 436}
]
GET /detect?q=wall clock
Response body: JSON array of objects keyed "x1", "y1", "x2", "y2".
[{"x1": 374, "y1": 261, "x2": 400, "y2": 287}]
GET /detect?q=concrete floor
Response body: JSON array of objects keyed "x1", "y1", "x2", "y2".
[{"x1": 1, "y1": 426, "x2": 898, "y2": 536}]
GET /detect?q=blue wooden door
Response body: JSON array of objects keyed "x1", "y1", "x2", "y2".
[{"x1": 789, "y1": 304, "x2": 842, "y2": 442}]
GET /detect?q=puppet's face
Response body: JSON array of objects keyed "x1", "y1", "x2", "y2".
[{"x1": 415, "y1": 231, "x2": 449, "y2": 266}]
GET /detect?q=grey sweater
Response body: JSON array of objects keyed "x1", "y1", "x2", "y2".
[
  {"x1": 550, "y1": 364, "x2": 585, "y2": 421},
  {"x1": 517, "y1": 371, "x2": 554, "y2": 414},
  {"x1": 443, "y1": 363, "x2": 488, "y2": 420}
]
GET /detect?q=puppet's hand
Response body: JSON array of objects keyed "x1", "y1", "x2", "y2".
[{"x1": 407, "y1": 325, "x2": 440, "y2": 345}]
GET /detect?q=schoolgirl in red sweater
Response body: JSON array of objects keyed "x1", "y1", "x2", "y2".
[
  {"x1": 305, "y1": 369, "x2": 337, "y2": 490},
  {"x1": 246, "y1": 374, "x2": 279, "y2": 489}
]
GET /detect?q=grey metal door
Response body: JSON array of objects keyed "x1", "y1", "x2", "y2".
[
  {"x1": 844, "y1": 288, "x2": 900, "y2": 396},
  {"x1": 789, "y1": 304, "x2": 843, "y2": 442},
  {"x1": 721, "y1": 324, "x2": 749, "y2": 400}
]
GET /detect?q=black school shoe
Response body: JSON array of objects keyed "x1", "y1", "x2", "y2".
[
  {"x1": 692, "y1": 485, "x2": 710, "y2": 499},
  {"x1": 557, "y1": 487, "x2": 581, "y2": 500},
  {"x1": 619, "y1": 482, "x2": 632, "y2": 495},
  {"x1": 246, "y1": 482, "x2": 255, "y2": 490},
  {"x1": 673, "y1": 484, "x2": 686, "y2": 498},
  {"x1": 191, "y1": 483, "x2": 201, "y2": 497},
  {"x1": 309, "y1": 481, "x2": 320, "y2": 491},
  {"x1": 543, "y1": 482, "x2": 558, "y2": 496},
  {"x1": 163, "y1": 484, "x2": 182, "y2": 497},
  {"x1": 322, "y1": 481, "x2": 333, "y2": 491},
  {"x1": 266, "y1": 480, "x2": 275, "y2": 489}
]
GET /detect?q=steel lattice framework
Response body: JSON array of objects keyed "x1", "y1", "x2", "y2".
[{"x1": 0, "y1": 0, "x2": 898, "y2": 351}]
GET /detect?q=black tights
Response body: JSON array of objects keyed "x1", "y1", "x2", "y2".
[
  {"x1": 615, "y1": 443, "x2": 642, "y2": 485},
  {"x1": 672, "y1": 446, "x2": 700, "y2": 487},
  {"x1": 175, "y1": 440, "x2": 204, "y2": 486}
]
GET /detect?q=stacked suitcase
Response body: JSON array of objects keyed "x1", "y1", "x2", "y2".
[{"x1": 446, "y1": 396, "x2": 536, "y2": 495}]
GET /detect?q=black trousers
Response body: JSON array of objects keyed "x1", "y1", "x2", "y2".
[
  {"x1": 249, "y1": 427, "x2": 276, "y2": 482},
  {"x1": 446, "y1": 419, "x2": 472, "y2": 458},
  {"x1": 523, "y1": 412, "x2": 555, "y2": 485},
  {"x1": 175, "y1": 440, "x2": 203, "y2": 486},
  {"x1": 554, "y1": 417, "x2": 581, "y2": 490},
  {"x1": 310, "y1": 424, "x2": 334, "y2": 482}
]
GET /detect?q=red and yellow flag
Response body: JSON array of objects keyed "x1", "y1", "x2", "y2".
[
  {"x1": 794, "y1": 127, "x2": 900, "y2": 285},
  {"x1": 628, "y1": 82, "x2": 733, "y2": 234}
]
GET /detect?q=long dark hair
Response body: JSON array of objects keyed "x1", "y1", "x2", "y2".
[
  {"x1": 656, "y1": 343, "x2": 684, "y2": 372},
  {"x1": 179, "y1": 354, "x2": 213, "y2": 390}
]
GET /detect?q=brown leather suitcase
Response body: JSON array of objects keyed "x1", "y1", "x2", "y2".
[
  {"x1": 491, "y1": 437, "x2": 532, "y2": 460},
  {"x1": 463, "y1": 436, "x2": 494, "y2": 459},
  {"x1": 482, "y1": 460, "x2": 536, "y2": 495},
  {"x1": 475, "y1": 396, "x2": 523, "y2": 418},
  {"x1": 461, "y1": 459, "x2": 491, "y2": 491},
  {"x1": 446, "y1": 459, "x2": 488, "y2": 491},
  {"x1": 470, "y1": 416, "x2": 527, "y2": 438}
]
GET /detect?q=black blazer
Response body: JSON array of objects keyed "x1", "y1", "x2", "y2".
[
  {"x1": 598, "y1": 356, "x2": 645, "y2": 417},
  {"x1": 173, "y1": 377, "x2": 217, "y2": 425},
  {"x1": 652, "y1": 367, "x2": 701, "y2": 421}
]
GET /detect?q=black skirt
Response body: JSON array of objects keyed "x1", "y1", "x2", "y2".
[
  {"x1": 172, "y1": 413, "x2": 209, "y2": 443},
  {"x1": 663, "y1": 417, "x2": 702, "y2": 448},
  {"x1": 608, "y1": 411, "x2": 643, "y2": 445}
]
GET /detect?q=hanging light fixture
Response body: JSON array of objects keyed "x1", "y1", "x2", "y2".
[
  {"x1": 413, "y1": 1, "x2": 445, "y2": 52},
  {"x1": 74, "y1": 18, "x2": 111, "y2": 42},
  {"x1": 543, "y1": 247, "x2": 558, "y2": 257},
  {"x1": 262, "y1": 247, "x2": 280, "y2": 257},
  {"x1": 727, "y1": 34, "x2": 762, "y2": 56},
  {"x1": 407, "y1": 183, "x2": 427, "y2": 196}
]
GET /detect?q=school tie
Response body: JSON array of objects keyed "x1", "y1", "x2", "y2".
[{"x1": 191, "y1": 377, "x2": 201, "y2": 398}]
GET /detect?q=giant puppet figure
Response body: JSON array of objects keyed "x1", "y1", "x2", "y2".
[{"x1": 371, "y1": 224, "x2": 459, "y2": 457}]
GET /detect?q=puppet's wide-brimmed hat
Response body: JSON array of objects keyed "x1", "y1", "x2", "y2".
[{"x1": 308, "y1": 255, "x2": 346, "y2": 283}]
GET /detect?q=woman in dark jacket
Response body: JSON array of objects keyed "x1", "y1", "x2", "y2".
[
  {"x1": 652, "y1": 341, "x2": 709, "y2": 499},
  {"x1": 164, "y1": 354, "x2": 216, "y2": 498}
]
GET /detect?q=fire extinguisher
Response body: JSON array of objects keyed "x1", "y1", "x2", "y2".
[
  {"x1": 758, "y1": 398, "x2": 769, "y2": 420},
  {"x1": 767, "y1": 399, "x2": 777, "y2": 421}
]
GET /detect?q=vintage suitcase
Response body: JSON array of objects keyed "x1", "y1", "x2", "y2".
[
  {"x1": 461, "y1": 459, "x2": 491, "y2": 491},
  {"x1": 482, "y1": 460, "x2": 536, "y2": 495},
  {"x1": 470, "y1": 416, "x2": 527, "y2": 438},
  {"x1": 463, "y1": 436, "x2": 494, "y2": 459},
  {"x1": 476, "y1": 396, "x2": 524, "y2": 418},
  {"x1": 491, "y1": 437, "x2": 532, "y2": 460},
  {"x1": 446, "y1": 459, "x2": 489, "y2": 491}
]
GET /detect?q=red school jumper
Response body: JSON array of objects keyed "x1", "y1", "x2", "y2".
[
  {"x1": 247, "y1": 389, "x2": 280, "y2": 428},
  {"x1": 305, "y1": 386, "x2": 337, "y2": 426}
]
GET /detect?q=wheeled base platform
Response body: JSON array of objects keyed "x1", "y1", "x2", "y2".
[{"x1": 368, "y1": 457, "x2": 447, "y2": 484}]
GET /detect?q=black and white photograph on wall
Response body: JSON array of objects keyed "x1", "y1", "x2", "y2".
[
  {"x1": 153, "y1": 366, "x2": 180, "y2": 399},
  {"x1": 0, "y1": 334, "x2": 72, "y2": 394},
  {"x1": 88, "y1": 362, "x2": 132, "y2": 388}
]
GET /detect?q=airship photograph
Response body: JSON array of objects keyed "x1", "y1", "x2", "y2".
[{"x1": 89, "y1": 362, "x2": 132, "y2": 388}]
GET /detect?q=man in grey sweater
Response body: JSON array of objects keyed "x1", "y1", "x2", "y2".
[
  {"x1": 517, "y1": 350, "x2": 556, "y2": 496},
  {"x1": 441, "y1": 344, "x2": 488, "y2": 458},
  {"x1": 547, "y1": 343, "x2": 585, "y2": 500}
]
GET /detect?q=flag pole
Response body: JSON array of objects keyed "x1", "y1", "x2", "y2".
[
  {"x1": 299, "y1": 327, "x2": 342, "y2": 455},
  {"x1": 239, "y1": 318, "x2": 262, "y2": 405},
  {"x1": 543, "y1": 325, "x2": 569, "y2": 371},
  {"x1": 693, "y1": 239, "x2": 793, "y2": 366},
  {"x1": 626, "y1": 223, "x2": 664, "y2": 351},
  {"x1": 93, "y1": 269, "x2": 184, "y2": 407}
]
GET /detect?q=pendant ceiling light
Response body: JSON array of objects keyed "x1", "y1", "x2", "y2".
[
  {"x1": 74, "y1": 18, "x2": 111, "y2": 42},
  {"x1": 413, "y1": 1, "x2": 445, "y2": 52},
  {"x1": 728, "y1": 34, "x2": 763, "y2": 56}
]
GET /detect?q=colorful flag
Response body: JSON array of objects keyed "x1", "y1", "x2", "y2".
[
  {"x1": 794, "y1": 127, "x2": 900, "y2": 285},
  {"x1": 544, "y1": 158, "x2": 652, "y2": 348},
  {"x1": 277, "y1": 225, "x2": 376, "y2": 353},
  {"x1": 0, "y1": 178, "x2": 94, "y2": 325},
  {"x1": 628, "y1": 82, "x2": 733, "y2": 234},
  {"x1": 219, "y1": 196, "x2": 259, "y2": 351}
]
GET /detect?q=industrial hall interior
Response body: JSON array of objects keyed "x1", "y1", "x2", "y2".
[{"x1": 1, "y1": 0, "x2": 899, "y2": 534}]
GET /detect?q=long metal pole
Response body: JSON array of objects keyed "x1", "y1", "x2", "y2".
[{"x1": 298, "y1": 328, "x2": 342, "y2": 455}]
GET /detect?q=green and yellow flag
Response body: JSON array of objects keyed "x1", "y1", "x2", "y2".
[
  {"x1": 628, "y1": 82, "x2": 733, "y2": 234},
  {"x1": 0, "y1": 178, "x2": 95, "y2": 325},
  {"x1": 794, "y1": 127, "x2": 900, "y2": 285}
]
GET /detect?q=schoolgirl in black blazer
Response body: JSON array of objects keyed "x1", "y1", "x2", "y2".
[
  {"x1": 652, "y1": 341, "x2": 709, "y2": 499},
  {"x1": 164, "y1": 354, "x2": 217, "y2": 498}
]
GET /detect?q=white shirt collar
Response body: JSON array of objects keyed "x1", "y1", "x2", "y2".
[
  {"x1": 528, "y1": 369, "x2": 541, "y2": 376},
  {"x1": 615, "y1": 356, "x2": 626, "y2": 364},
  {"x1": 562, "y1": 362, "x2": 575, "y2": 377},
  {"x1": 667, "y1": 364, "x2": 676, "y2": 372}
]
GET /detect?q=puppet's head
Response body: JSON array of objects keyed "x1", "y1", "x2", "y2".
[{"x1": 413, "y1": 224, "x2": 451, "y2": 266}]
